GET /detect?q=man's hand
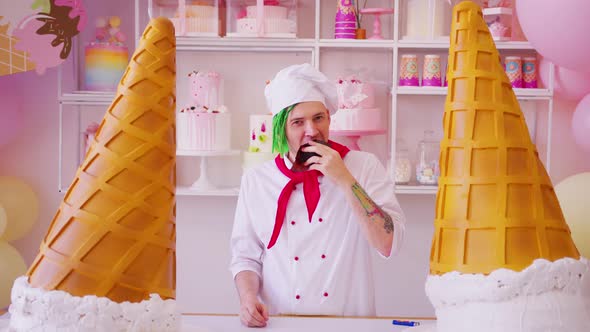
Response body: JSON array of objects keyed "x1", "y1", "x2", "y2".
[
  {"x1": 304, "y1": 141, "x2": 355, "y2": 188},
  {"x1": 240, "y1": 296, "x2": 269, "y2": 328}
]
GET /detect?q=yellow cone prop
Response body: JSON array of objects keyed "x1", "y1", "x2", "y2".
[
  {"x1": 27, "y1": 17, "x2": 177, "y2": 303},
  {"x1": 430, "y1": 1, "x2": 579, "y2": 275}
]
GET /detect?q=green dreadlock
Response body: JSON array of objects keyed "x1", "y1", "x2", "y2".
[{"x1": 272, "y1": 104, "x2": 297, "y2": 154}]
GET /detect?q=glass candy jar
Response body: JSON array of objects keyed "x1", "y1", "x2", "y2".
[
  {"x1": 416, "y1": 130, "x2": 440, "y2": 185},
  {"x1": 395, "y1": 139, "x2": 412, "y2": 184}
]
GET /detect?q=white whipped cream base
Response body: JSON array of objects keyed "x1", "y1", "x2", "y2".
[
  {"x1": 424, "y1": 257, "x2": 590, "y2": 332},
  {"x1": 8, "y1": 276, "x2": 179, "y2": 332}
]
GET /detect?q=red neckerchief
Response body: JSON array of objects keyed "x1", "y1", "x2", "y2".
[{"x1": 267, "y1": 140, "x2": 350, "y2": 249}]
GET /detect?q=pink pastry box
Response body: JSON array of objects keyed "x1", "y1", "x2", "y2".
[
  {"x1": 150, "y1": 0, "x2": 221, "y2": 37},
  {"x1": 225, "y1": 0, "x2": 297, "y2": 38}
]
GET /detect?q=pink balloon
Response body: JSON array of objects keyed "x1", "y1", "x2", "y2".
[
  {"x1": 0, "y1": 79, "x2": 23, "y2": 147},
  {"x1": 572, "y1": 94, "x2": 590, "y2": 153},
  {"x1": 539, "y1": 59, "x2": 590, "y2": 102},
  {"x1": 516, "y1": 0, "x2": 590, "y2": 73}
]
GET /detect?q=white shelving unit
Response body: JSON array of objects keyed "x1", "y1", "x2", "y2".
[{"x1": 57, "y1": 0, "x2": 556, "y2": 197}]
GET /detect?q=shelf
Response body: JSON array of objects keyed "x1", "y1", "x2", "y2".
[
  {"x1": 398, "y1": 40, "x2": 534, "y2": 50},
  {"x1": 60, "y1": 91, "x2": 115, "y2": 105},
  {"x1": 176, "y1": 37, "x2": 315, "y2": 52},
  {"x1": 482, "y1": 7, "x2": 513, "y2": 16},
  {"x1": 395, "y1": 185, "x2": 438, "y2": 195},
  {"x1": 176, "y1": 150, "x2": 241, "y2": 157},
  {"x1": 395, "y1": 86, "x2": 552, "y2": 99},
  {"x1": 176, "y1": 186, "x2": 239, "y2": 196},
  {"x1": 318, "y1": 39, "x2": 395, "y2": 50},
  {"x1": 330, "y1": 129, "x2": 387, "y2": 136}
]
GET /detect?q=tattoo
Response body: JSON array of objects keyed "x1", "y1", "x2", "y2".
[{"x1": 351, "y1": 182, "x2": 394, "y2": 234}]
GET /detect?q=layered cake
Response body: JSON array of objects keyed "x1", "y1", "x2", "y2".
[
  {"x1": 171, "y1": 3, "x2": 218, "y2": 36},
  {"x1": 84, "y1": 16, "x2": 129, "y2": 91},
  {"x1": 330, "y1": 77, "x2": 382, "y2": 131},
  {"x1": 177, "y1": 70, "x2": 231, "y2": 151},
  {"x1": 243, "y1": 114, "x2": 275, "y2": 169},
  {"x1": 235, "y1": 1, "x2": 295, "y2": 37},
  {"x1": 414, "y1": 3, "x2": 590, "y2": 332}
]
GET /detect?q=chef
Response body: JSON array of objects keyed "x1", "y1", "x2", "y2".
[{"x1": 230, "y1": 63, "x2": 406, "y2": 327}]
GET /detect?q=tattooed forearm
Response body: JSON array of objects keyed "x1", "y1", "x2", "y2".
[{"x1": 351, "y1": 182, "x2": 394, "y2": 234}]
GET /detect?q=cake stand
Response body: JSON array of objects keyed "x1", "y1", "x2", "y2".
[
  {"x1": 176, "y1": 149, "x2": 241, "y2": 192},
  {"x1": 330, "y1": 129, "x2": 387, "y2": 150},
  {"x1": 360, "y1": 8, "x2": 394, "y2": 40}
]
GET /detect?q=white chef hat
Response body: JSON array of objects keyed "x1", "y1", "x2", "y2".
[{"x1": 264, "y1": 63, "x2": 338, "y2": 115}]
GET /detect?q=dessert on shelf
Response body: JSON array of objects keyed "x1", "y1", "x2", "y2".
[
  {"x1": 177, "y1": 70, "x2": 231, "y2": 151},
  {"x1": 84, "y1": 16, "x2": 129, "y2": 91},
  {"x1": 227, "y1": 0, "x2": 297, "y2": 38},
  {"x1": 330, "y1": 75, "x2": 382, "y2": 131},
  {"x1": 243, "y1": 114, "x2": 275, "y2": 169}
]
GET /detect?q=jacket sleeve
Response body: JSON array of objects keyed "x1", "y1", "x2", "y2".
[
  {"x1": 360, "y1": 153, "x2": 406, "y2": 258},
  {"x1": 229, "y1": 171, "x2": 265, "y2": 279}
]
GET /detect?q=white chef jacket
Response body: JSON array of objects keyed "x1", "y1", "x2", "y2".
[{"x1": 230, "y1": 150, "x2": 405, "y2": 316}]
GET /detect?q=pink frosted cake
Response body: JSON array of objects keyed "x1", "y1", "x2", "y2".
[
  {"x1": 330, "y1": 77, "x2": 382, "y2": 131},
  {"x1": 177, "y1": 71, "x2": 231, "y2": 151},
  {"x1": 84, "y1": 16, "x2": 129, "y2": 91},
  {"x1": 171, "y1": 4, "x2": 219, "y2": 36},
  {"x1": 235, "y1": 1, "x2": 295, "y2": 37},
  {"x1": 243, "y1": 114, "x2": 275, "y2": 169}
]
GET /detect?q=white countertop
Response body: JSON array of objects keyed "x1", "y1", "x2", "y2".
[{"x1": 1, "y1": 313, "x2": 435, "y2": 331}]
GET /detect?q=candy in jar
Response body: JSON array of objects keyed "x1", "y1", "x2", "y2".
[
  {"x1": 416, "y1": 130, "x2": 440, "y2": 185},
  {"x1": 395, "y1": 139, "x2": 412, "y2": 184}
]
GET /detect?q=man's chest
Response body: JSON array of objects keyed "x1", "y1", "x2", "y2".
[{"x1": 248, "y1": 176, "x2": 353, "y2": 249}]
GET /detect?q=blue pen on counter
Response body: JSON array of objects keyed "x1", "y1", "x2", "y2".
[{"x1": 392, "y1": 320, "x2": 420, "y2": 327}]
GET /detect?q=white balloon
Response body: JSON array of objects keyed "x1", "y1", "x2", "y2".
[
  {"x1": 0, "y1": 205, "x2": 6, "y2": 239},
  {"x1": 555, "y1": 173, "x2": 590, "y2": 258},
  {"x1": 0, "y1": 241, "x2": 27, "y2": 308},
  {"x1": 0, "y1": 176, "x2": 39, "y2": 242}
]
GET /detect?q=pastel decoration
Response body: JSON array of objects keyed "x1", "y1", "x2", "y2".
[
  {"x1": 571, "y1": 94, "x2": 590, "y2": 153},
  {"x1": 84, "y1": 15, "x2": 129, "y2": 91},
  {"x1": 0, "y1": 0, "x2": 38, "y2": 35},
  {"x1": 422, "y1": 54, "x2": 442, "y2": 87},
  {"x1": 13, "y1": 15, "x2": 65, "y2": 74},
  {"x1": 335, "y1": 0, "x2": 357, "y2": 39},
  {"x1": 0, "y1": 205, "x2": 7, "y2": 239},
  {"x1": 0, "y1": 177, "x2": 39, "y2": 242},
  {"x1": 0, "y1": 241, "x2": 27, "y2": 308},
  {"x1": 0, "y1": 23, "x2": 37, "y2": 76},
  {"x1": 0, "y1": 80, "x2": 23, "y2": 148},
  {"x1": 516, "y1": 0, "x2": 590, "y2": 73},
  {"x1": 539, "y1": 59, "x2": 590, "y2": 102},
  {"x1": 1, "y1": 0, "x2": 86, "y2": 76},
  {"x1": 109, "y1": 16, "x2": 121, "y2": 28},
  {"x1": 504, "y1": 56, "x2": 522, "y2": 88},
  {"x1": 96, "y1": 16, "x2": 108, "y2": 28},
  {"x1": 431, "y1": 1, "x2": 579, "y2": 276},
  {"x1": 555, "y1": 173, "x2": 590, "y2": 258},
  {"x1": 26, "y1": 17, "x2": 177, "y2": 304},
  {"x1": 399, "y1": 54, "x2": 419, "y2": 86},
  {"x1": 522, "y1": 56, "x2": 537, "y2": 88}
]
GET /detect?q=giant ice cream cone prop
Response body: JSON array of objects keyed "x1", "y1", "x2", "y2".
[
  {"x1": 28, "y1": 16, "x2": 176, "y2": 301},
  {"x1": 422, "y1": 3, "x2": 590, "y2": 331},
  {"x1": 430, "y1": 1, "x2": 579, "y2": 275},
  {"x1": 8, "y1": 17, "x2": 179, "y2": 331}
]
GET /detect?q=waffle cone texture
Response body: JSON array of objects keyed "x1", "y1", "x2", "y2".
[
  {"x1": 27, "y1": 17, "x2": 177, "y2": 302},
  {"x1": 0, "y1": 24, "x2": 36, "y2": 76},
  {"x1": 429, "y1": 2, "x2": 579, "y2": 275}
]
